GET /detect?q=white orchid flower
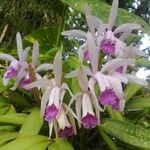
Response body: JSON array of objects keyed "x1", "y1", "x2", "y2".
[
  {"x1": 0, "y1": 32, "x2": 29, "y2": 90},
  {"x1": 66, "y1": 67, "x2": 103, "y2": 129},
  {"x1": 24, "y1": 50, "x2": 73, "y2": 122}
]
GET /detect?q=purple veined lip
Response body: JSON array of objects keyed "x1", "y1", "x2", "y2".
[
  {"x1": 44, "y1": 104, "x2": 59, "y2": 122},
  {"x1": 81, "y1": 113, "x2": 98, "y2": 129},
  {"x1": 19, "y1": 78, "x2": 31, "y2": 87},
  {"x1": 5, "y1": 67, "x2": 18, "y2": 79},
  {"x1": 100, "y1": 39, "x2": 115, "y2": 55},
  {"x1": 116, "y1": 66, "x2": 123, "y2": 74},
  {"x1": 98, "y1": 89, "x2": 120, "y2": 111},
  {"x1": 84, "y1": 51, "x2": 89, "y2": 60},
  {"x1": 58, "y1": 126, "x2": 73, "y2": 139}
]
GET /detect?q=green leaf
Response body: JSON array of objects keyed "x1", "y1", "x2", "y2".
[
  {"x1": 9, "y1": 93, "x2": 32, "y2": 108},
  {"x1": 18, "y1": 108, "x2": 43, "y2": 138},
  {"x1": 126, "y1": 96, "x2": 150, "y2": 110},
  {"x1": 28, "y1": 141, "x2": 50, "y2": 150},
  {"x1": 0, "y1": 114, "x2": 27, "y2": 126},
  {"x1": 124, "y1": 83, "x2": 143, "y2": 102},
  {"x1": 61, "y1": 0, "x2": 150, "y2": 33},
  {"x1": 0, "y1": 135, "x2": 49, "y2": 150},
  {"x1": 101, "y1": 119, "x2": 150, "y2": 149},
  {"x1": 99, "y1": 128, "x2": 118, "y2": 150},
  {"x1": 0, "y1": 132, "x2": 18, "y2": 145},
  {"x1": 0, "y1": 126, "x2": 16, "y2": 132},
  {"x1": 48, "y1": 138, "x2": 74, "y2": 150}
]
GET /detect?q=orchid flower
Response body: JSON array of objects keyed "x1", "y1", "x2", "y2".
[
  {"x1": 48, "y1": 105, "x2": 77, "y2": 138},
  {"x1": 24, "y1": 50, "x2": 73, "y2": 122},
  {"x1": 62, "y1": 0, "x2": 142, "y2": 59},
  {"x1": 19, "y1": 40, "x2": 53, "y2": 88},
  {"x1": 0, "y1": 32, "x2": 29, "y2": 90},
  {"x1": 66, "y1": 67, "x2": 103, "y2": 129},
  {"x1": 86, "y1": 32, "x2": 148, "y2": 111}
]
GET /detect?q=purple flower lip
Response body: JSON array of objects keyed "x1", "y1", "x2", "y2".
[
  {"x1": 98, "y1": 89, "x2": 120, "y2": 111},
  {"x1": 84, "y1": 51, "x2": 89, "y2": 60},
  {"x1": 116, "y1": 66, "x2": 123, "y2": 74},
  {"x1": 19, "y1": 78, "x2": 31, "y2": 87},
  {"x1": 58, "y1": 126, "x2": 73, "y2": 139},
  {"x1": 44, "y1": 104, "x2": 59, "y2": 122},
  {"x1": 5, "y1": 67, "x2": 18, "y2": 79},
  {"x1": 100, "y1": 40, "x2": 115, "y2": 55},
  {"x1": 81, "y1": 113, "x2": 98, "y2": 129}
]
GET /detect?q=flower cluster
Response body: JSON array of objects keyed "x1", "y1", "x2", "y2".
[{"x1": 0, "y1": 0, "x2": 148, "y2": 139}]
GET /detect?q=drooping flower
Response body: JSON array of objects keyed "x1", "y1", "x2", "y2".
[
  {"x1": 19, "y1": 40, "x2": 53, "y2": 88},
  {"x1": 0, "y1": 32, "x2": 29, "y2": 89},
  {"x1": 66, "y1": 67, "x2": 102, "y2": 128},
  {"x1": 61, "y1": 0, "x2": 142, "y2": 59},
  {"x1": 47, "y1": 105, "x2": 77, "y2": 138},
  {"x1": 24, "y1": 50, "x2": 73, "y2": 122}
]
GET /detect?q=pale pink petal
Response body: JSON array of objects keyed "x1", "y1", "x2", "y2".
[
  {"x1": 48, "y1": 122, "x2": 54, "y2": 139},
  {"x1": 87, "y1": 32, "x2": 99, "y2": 73},
  {"x1": 0, "y1": 54, "x2": 15, "y2": 62},
  {"x1": 61, "y1": 82, "x2": 73, "y2": 97},
  {"x1": 78, "y1": 42, "x2": 87, "y2": 62},
  {"x1": 108, "y1": 0, "x2": 118, "y2": 29},
  {"x1": 83, "y1": 66, "x2": 93, "y2": 76},
  {"x1": 61, "y1": 30, "x2": 87, "y2": 39},
  {"x1": 119, "y1": 99, "x2": 125, "y2": 112},
  {"x1": 32, "y1": 41, "x2": 39, "y2": 68},
  {"x1": 107, "y1": 76, "x2": 124, "y2": 99},
  {"x1": 94, "y1": 72, "x2": 110, "y2": 92},
  {"x1": 123, "y1": 74, "x2": 148, "y2": 86},
  {"x1": 114, "y1": 23, "x2": 142, "y2": 34},
  {"x1": 67, "y1": 110, "x2": 77, "y2": 135},
  {"x1": 24, "y1": 79, "x2": 53, "y2": 89},
  {"x1": 16, "y1": 32, "x2": 23, "y2": 61},
  {"x1": 53, "y1": 50, "x2": 62, "y2": 86},
  {"x1": 41, "y1": 88, "x2": 51, "y2": 117},
  {"x1": 75, "y1": 97, "x2": 82, "y2": 128},
  {"x1": 53, "y1": 120, "x2": 58, "y2": 138},
  {"x1": 101, "y1": 58, "x2": 134, "y2": 74},
  {"x1": 36, "y1": 63, "x2": 53, "y2": 72},
  {"x1": 65, "y1": 69, "x2": 78, "y2": 78},
  {"x1": 22, "y1": 47, "x2": 30, "y2": 61},
  {"x1": 77, "y1": 68, "x2": 89, "y2": 92}
]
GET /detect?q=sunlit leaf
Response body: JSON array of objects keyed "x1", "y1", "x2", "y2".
[
  {"x1": 48, "y1": 138, "x2": 74, "y2": 150},
  {"x1": 126, "y1": 96, "x2": 150, "y2": 110},
  {"x1": 18, "y1": 108, "x2": 43, "y2": 137},
  {"x1": 0, "y1": 135, "x2": 49, "y2": 150},
  {"x1": 101, "y1": 119, "x2": 150, "y2": 149}
]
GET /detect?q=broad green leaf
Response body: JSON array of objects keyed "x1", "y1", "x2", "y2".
[
  {"x1": 0, "y1": 107, "x2": 10, "y2": 115},
  {"x1": 48, "y1": 138, "x2": 74, "y2": 150},
  {"x1": 99, "y1": 128, "x2": 118, "y2": 150},
  {"x1": 0, "y1": 132, "x2": 18, "y2": 145},
  {"x1": 18, "y1": 108, "x2": 43, "y2": 137},
  {"x1": 4, "y1": 105, "x2": 16, "y2": 114},
  {"x1": 28, "y1": 141, "x2": 50, "y2": 150},
  {"x1": 101, "y1": 119, "x2": 150, "y2": 149},
  {"x1": 126, "y1": 96, "x2": 150, "y2": 110},
  {"x1": 124, "y1": 83, "x2": 143, "y2": 101},
  {"x1": 61, "y1": 0, "x2": 150, "y2": 33},
  {"x1": 136, "y1": 58, "x2": 150, "y2": 69},
  {"x1": 9, "y1": 93, "x2": 32, "y2": 108},
  {"x1": 0, "y1": 126, "x2": 16, "y2": 131},
  {"x1": 0, "y1": 135, "x2": 49, "y2": 150},
  {"x1": 0, "y1": 114, "x2": 27, "y2": 126}
]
